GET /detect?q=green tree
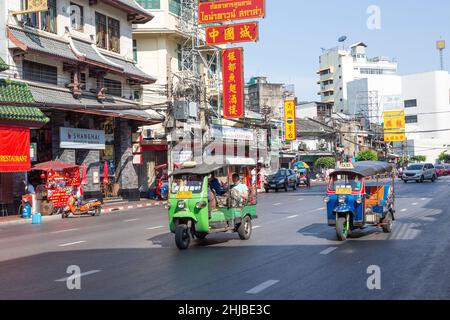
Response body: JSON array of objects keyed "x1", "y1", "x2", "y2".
[
  {"x1": 438, "y1": 151, "x2": 450, "y2": 163},
  {"x1": 356, "y1": 150, "x2": 378, "y2": 161},
  {"x1": 410, "y1": 155, "x2": 427, "y2": 163},
  {"x1": 315, "y1": 157, "x2": 336, "y2": 169}
]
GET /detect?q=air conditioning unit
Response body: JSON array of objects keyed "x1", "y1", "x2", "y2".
[{"x1": 142, "y1": 129, "x2": 154, "y2": 140}]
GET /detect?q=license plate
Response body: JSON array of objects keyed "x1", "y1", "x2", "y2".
[
  {"x1": 270, "y1": 185, "x2": 276, "y2": 188},
  {"x1": 336, "y1": 187, "x2": 352, "y2": 195},
  {"x1": 176, "y1": 191, "x2": 192, "y2": 199}
]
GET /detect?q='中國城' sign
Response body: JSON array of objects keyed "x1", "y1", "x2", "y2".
[
  {"x1": 222, "y1": 47, "x2": 244, "y2": 119},
  {"x1": 199, "y1": 0, "x2": 265, "y2": 24},
  {"x1": 206, "y1": 22, "x2": 258, "y2": 45},
  {"x1": 0, "y1": 126, "x2": 31, "y2": 172}
]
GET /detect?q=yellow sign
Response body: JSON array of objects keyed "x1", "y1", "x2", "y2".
[
  {"x1": 284, "y1": 100, "x2": 296, "y2": 141},
  {"x1": 437, "y1": 40, "x2": 446, "y2": 50},
  {"x1": 176, "y1": 191, "x2": 192, "y2": 199},
  {"x1": 338, "y1": 163, "x2": 354, "y2": 169},
  {"x1": 336, "y1": 187, "x2": 352, "y2": 195},
  {"x1": 383, "y1": 110, "x2": 406, "y2": 142},
  {"x1": 13, "y1": 0, "x2": 48, "y2": 15}
]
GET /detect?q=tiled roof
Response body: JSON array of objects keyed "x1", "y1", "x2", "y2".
[
  {"x1": 0, "y1": 80, "x2": 49, "y2": 123},
  {"x1": 28, "y1": 83, "x2": 163, "y2": 122},
  {"x1": 8, "y1": 26, "x2": 78, "y2": 61},
  {"x1": 105, "y1": 0, "x2": 153, "y2": 23},
  {"x1": 71, "y1": 39, "x2": 122, "y2": 71},
  {"x1": 103, "y1": 54, "x2": 156, "y2": 83}
]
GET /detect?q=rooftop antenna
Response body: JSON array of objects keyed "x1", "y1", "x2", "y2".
[
  {"x1": 436, "y1": 39, "x2": 446, "y2": 70},
  {"x1": 338, "y1": 35, "x2": 347, "y2": 50}
]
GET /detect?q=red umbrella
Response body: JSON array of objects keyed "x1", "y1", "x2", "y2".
[
  {"x1": 103, "y1": 161, "x2": 109, "y2": 185},
  {"x1": 81, "y1": 163, "x2": 87, "y2": 185}
]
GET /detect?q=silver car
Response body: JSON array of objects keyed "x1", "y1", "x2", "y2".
[{"x1": 402, "y1": 163, "x2": 437, "y2": 183}]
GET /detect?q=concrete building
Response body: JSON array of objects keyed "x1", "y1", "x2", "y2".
[
  {"x1": 318, "y1": 42, "x2": 397, "y2": 113},
  {"x1": 0, "y1": 0, "x2": 163, "y2": 211},
  {"x1": 400, "y1": 71, "x2": 450, "y2": 162},
  {"x1": 296, "y1": 101, "x2": 332, "y2": 121}
]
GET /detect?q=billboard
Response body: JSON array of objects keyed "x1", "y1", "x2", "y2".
[
  {"x1": 206, "y1": 22, "x2": 258, "y2": 46},
  {"x1": 284, "y1": 100, "x2": 297, "y2": 141},
  {"x1": 222, "y1": 47, "x2": 244, "y2": 119},
  {"x1": 199, "y1": 0, "x2": 265, "y2": 24},
  {"x1": 383, "y1": 110, "x2": 406, "y2": 142}
]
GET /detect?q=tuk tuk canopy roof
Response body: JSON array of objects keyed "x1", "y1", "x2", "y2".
[
  {"x1": 331, "y1": 161, "x2": 394, "y2": 178},
  {"x1": 32, "y1": 161, "x2": 79, "y2": 172},
  {"x1": 171, "y1": 158, "x2": 257, "y2": 176}
]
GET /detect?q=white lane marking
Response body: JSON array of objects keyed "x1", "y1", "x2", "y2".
[
  {"x1": 51, "y1": 228, "x2": 78, "y2": 234},
  {"x1": 421, "y1": 198, "x2": 427, "y2": 201},
  {"x1": 146, "y1": 203, "x2": 152, "y2": 206},
  {"x1": 123, "y1": 219, "x2": 139, "y2": 222},
  {"x1": 146, "y1": 226, "x2": 165, "y2": 230},
  {"x1": 287, "y1": 215, "x2": 299, "y2": 219},
  {"x1": 118, "y1": 207, "x2": 124, "y2": 210},
  {"x1": 127, "y1": 206, "x2": 134, "y2": 209},
  {"x1": 320, "y1": 247, "x2": 338, "y2": 255},
  {"x1": 401, "y1": 209, "x2": 407, "y2": 212},
  {"x1": 58, "y1": 241, "x2": 86, "y2": 247},
  {"x1": 273, "y1": 203, "x2": 281, "y2": 206},
  {"x1": 412, "y1": 203, "x2": 418, "y2": 206},
  {"x1": 55, "y1": 270, "x2": 101, "y2": 282},
  {"x1": 246, "y1": 280, "x2": 280, "y2": 295},
  {"x1": 297, "y1": 198, "x2": 305, "y2": 201},
  {"x1": 252, "y1": 226, "x2": 261, "y2": 229},
  {"x1": 137, "y1": 205, "x2": 143, "y2": 208},
  {"x1": 314, "y1": 207, "x2": 325, "y2": 212}
]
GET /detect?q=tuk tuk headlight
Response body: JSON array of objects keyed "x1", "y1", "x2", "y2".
[
  {"x1": 195, "y1": 201, "x2": 207, "y2": 209},
  {"x1": 323, "y1": 196, "x2": 330, "y2": 203},
  {"x1": 177, "y1": 200, "x2": 186, "y2": 209},
  {"x1": 338, "y1": 195, "x2": 346, "y2": 204}
]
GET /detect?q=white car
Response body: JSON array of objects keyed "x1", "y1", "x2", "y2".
[{"x1": 402, "y1": 163, "x2": 437, "y2": 183}]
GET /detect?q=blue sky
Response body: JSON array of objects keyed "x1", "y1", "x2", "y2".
[{"x1": 240, "y1": 0, "x2": 450, "y2": 101}]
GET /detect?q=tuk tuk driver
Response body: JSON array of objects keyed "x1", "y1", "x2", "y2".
[{"x1": 231, "y1": 173, "x2": 249, "y2": 202}]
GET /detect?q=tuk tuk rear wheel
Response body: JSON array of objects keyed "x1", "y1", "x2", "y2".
[
  {"x1": 238, "y1": 216, "x2": 252, "y2": 240},
  {"x1": 175, "y1": 224, "x2": 191, "y2": 250},
  {"x1": 382, "y1": 212, "x2": 393, "y2": 233},
  {"x1": 336, "y1": 217, "x2": 348, "y2": 241}
]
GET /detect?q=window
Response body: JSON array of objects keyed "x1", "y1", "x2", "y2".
[
  {"x1": 104, "y1": 78, "x2": 122, "y2": 97},
  {"x1": 95, "y1": 13, "x2": 107, "y2": 49},
  {"x1": 23, "y1": 60, "x2": 57, "y2": 85},
  {"x1": 169, "y1": 0, "x2": 182, "y2": 15},
  {"x1": 108, "y1": 18, "x2": 120, "y2": 53},
  {"x1": 96, "y1": 13, "x2": 120, "y2": 53},
  {"x1": 404, "y1": 99, "x2": 417, "y2": 108},
  {"x1": 70, "y1": 3, "x2": 84, "y2": 31},
  {"x1": 136, "y1": 0, "x2": 160, "y2": 9},
  {"x1": 22, "y1": 0, "x2": 57, "y2": 34},
  {"x1": 133, "y1": 39, "x2": 138, "y2": 63},
  {"x1": 405, "y1": 115, "x2": 418, "y2": 124}
]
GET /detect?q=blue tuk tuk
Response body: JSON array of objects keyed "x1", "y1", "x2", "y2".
[{"x1": 324, "y1": 161, "x2": 395, "y2": 241}]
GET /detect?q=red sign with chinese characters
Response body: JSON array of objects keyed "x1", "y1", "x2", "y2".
[
  {"x1": 199, "y1": 0, "x2": 265, "y2": 24},
  {"x1": 222, "y1": 48, "x2": 244, "y2": 119},
  {"x1": 206, "y1": 22, "x2": 258, "y2": 46},
  {"x1": 0, "y1": 126, "x2": 30, "y2": 172}
]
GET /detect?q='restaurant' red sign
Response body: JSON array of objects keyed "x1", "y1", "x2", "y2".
[
  {"x1": 206, "y1": 22, "x2": 258, "y2": 46},
  {"x1": 0, "y1": 126, "x2": 31, "y2": 172},
  {"x1": 199, "y1": 0, "x2": 265, "y2": 24},
  {"x1": 222, "y1": 47, "x2": 244, "y2": 119}
]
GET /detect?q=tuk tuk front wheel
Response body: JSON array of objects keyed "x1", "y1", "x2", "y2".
[
  {"x1": 238, "y1": 216, "x2": 252, "y2": 240},
  {"x1": 175, "y1": 224, "x2": 191, "y2": 250},
  {"x1": 336, "y1": 217, "x2": 349, "y2": 241}
]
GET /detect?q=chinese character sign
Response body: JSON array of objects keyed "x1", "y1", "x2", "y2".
[
  {"x1": 206, "y1": 22, "x2": 259, "y2": 46},
  {"x1": 222, "y1": 48, "x2": 244, "y2": 119},
  {"x1": 383, "y1": 110, "x2": 406, "y2": 142},
  {"x1": 284, "y1": 100, "x2": 297, "y2": 141},
  {"x1": 199, "y1": 0, "x2": 265, "y2": 24}
]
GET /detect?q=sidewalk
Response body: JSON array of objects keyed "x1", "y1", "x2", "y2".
[{"x1": 0, "y1": 198, "x2": 168, "y2": 226}]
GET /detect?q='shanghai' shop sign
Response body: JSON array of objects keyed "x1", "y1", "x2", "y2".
[{"x1": 60, "y1": 127, "x2": 106, "y2": 150}]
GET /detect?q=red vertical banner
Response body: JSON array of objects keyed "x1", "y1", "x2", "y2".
[
  {"x1": 222, "y1": 47, "x2": 244, "y2": 119},
  {"x1": 0, "y1": 126, "x2": 31, "y2": 172}
]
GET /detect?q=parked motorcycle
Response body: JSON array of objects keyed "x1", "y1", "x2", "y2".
[{"x1": 62, "y1": 195, "x2": 102, "y2": 218}]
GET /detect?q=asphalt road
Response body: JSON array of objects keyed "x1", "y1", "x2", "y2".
[{"x1": 0, "y1": 177, "x2": 449, "y2": 300}]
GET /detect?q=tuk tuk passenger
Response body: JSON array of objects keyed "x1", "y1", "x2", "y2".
[{"x1": 230, "y1": 173, "x2": 249, "y2": 206}]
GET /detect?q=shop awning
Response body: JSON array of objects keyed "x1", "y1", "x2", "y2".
[
  {"x1": 0, "y1": 80, "x2": 49, "y2": 125},
  {"x1": 32, "y1": 161, "x2": 79, "y2": 172}
]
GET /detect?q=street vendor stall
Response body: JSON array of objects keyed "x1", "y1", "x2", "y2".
[{"x1": 32, "y1": 161, "x2": 80, "y2": 216}]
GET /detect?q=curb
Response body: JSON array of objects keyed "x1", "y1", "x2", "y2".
[{"x1": 0, "y1": 201, "x2": 168, "y2": 226}]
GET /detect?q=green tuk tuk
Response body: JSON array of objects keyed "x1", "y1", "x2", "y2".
[{"x1": 168, "y1": 158, "x2": 258, "y2": 250}]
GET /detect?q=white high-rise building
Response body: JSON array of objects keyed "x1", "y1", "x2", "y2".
[
  {"x1": 318, "y1": 42, "x2": 398, "y2": 113},
  {"x1": 401, "y1": 71, "x2": 450, "y2": 162}
]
